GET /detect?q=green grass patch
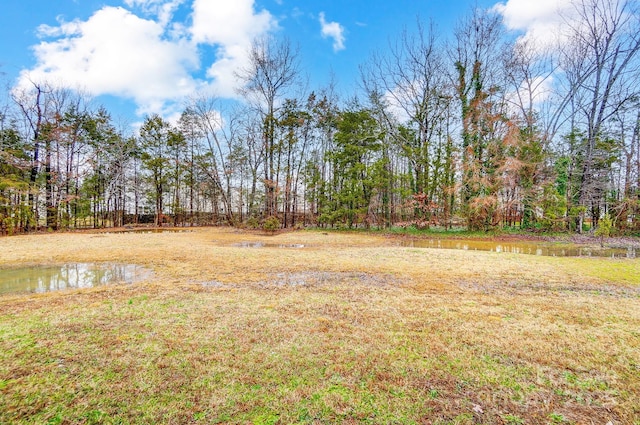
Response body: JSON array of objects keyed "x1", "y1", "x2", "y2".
[{"x1": 1, "y1": 228, "x2": 638, "y2": 423}]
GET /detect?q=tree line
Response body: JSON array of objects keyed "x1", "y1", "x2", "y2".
[{"x1": 1, "y1": 0, "x2": 639, "y2": 234}]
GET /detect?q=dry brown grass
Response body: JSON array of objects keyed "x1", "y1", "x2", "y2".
[{"x1": 1, "y1": 227, "x2": 639, "y2": 424}]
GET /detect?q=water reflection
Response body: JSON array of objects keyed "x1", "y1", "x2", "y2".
[
  {"x1": 399, "y1": 239, "x2": 636, "y2": 258},
  {"x1": 232, "y1": 242, "x2": 305, "y2": 249},
  {"x1": 229, "y1": 238, "x2": 635, "y2": 258},
  {"x1": 105, "y1": 229, "x2": 192, "y2": 234},
  {"x1": 0, "y1": 263, "x2": 152, "y2": 295}
]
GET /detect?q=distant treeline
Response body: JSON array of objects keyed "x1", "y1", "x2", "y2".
[{"x1": 2, "y1": 0, "x2": 640, "y2": 235}]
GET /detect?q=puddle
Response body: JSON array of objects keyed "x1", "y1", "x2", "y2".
[
  {"x1": 200, "y1": 271, "x2": 401, "y2": 289},
  {"x1": 231, "y1": 242, "x2": 306, "y2": 249},
  {"x1": 105, "y1": 229, "x2": 192, "y2": 234},
  {"x1": 399, "y1": 239, "x2": 636, "y2": 258},
  {"x1": 227, "y1": 238, "x2": 635, "y2": 257},
  {"x1": 0, "y1": 263, "x2": 152, "y2": 295}
]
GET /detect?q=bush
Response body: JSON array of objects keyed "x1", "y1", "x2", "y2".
[
  {"x1": 263, "y1": 216, "x2": 280, "y2": 233},
  {"x1": 595, "y1": 213, "x2": 613, "y2": 247},
  {"x1": 245, "y1": 216, "x2": 260, "y2": 230}
]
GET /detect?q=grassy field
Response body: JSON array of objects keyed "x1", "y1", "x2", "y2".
[{"x1": 0, "y1": 228, "x2": 639, "y2": 424}]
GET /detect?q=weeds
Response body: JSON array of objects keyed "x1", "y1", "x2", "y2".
[{"x1": 0, "y1": 228, "x2": 638, "y2": 423}]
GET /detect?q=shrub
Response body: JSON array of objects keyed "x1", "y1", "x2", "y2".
[
  {"x1": 263, "y1": 216, "x2": 280, "y2": 233},
  {"x1": 595, "y1": 213, "x2": 613, "y2": 247},
  {"x1": 246, "y1": 216, "x2": 260, "y2": 230}
]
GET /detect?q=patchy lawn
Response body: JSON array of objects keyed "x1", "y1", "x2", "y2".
[{"x1": 1, "y1": 228, "x2": 639, "y2": 424}]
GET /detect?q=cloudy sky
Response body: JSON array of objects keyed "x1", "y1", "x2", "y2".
[{"x1": 0, "y1": 0, "x2": 571, "y2": 120}]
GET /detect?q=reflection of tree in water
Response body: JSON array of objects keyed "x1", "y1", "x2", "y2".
[
  {"x1": 0, "y1": 264, "x2": 151, "y2": 295},
  {"x1": 397, "y1": 239, "x2": 636, "y2": 258}
]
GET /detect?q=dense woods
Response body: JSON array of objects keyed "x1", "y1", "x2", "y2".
[{"x1": 1, "y1": 0, "x2": 640, "y2": 234}]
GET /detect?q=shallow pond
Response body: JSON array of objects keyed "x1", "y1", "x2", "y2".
[
  {"x1": 232, "y1": 242, "x2": 306, "y2": 249},
  {"x1": 105, "y1": 228, "x2": 192, "y2": 234},
  {"x1": 0, "y1": 263, "x2": 152, "y2": 295},
  {"x1": 399, "y1": 238, "x2": 637, "y2": 258},
  {"x1": 229, "y1": 238, "x2": 636, "y2": 258}
]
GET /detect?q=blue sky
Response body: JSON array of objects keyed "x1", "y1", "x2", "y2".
[{"x1": 1, "y1": 0, "x2": 551, "y2": 123}]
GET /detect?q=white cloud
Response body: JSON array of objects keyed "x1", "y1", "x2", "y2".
[
  {"x1": 190, "y1": 0, "x2": 274, "y2": 46},
  {"x1": 123, "y1": 0, "x2": 185, "y2": 27},
  {"x1": 382, "y1": 81, "x2": 418, "y2": 124},
  {"x1": 522, "y1": 75, "x2": 554, "y2": 105},
  {"x1": 493, "y1": 0, "x2": 574, "y2": 48},
  {"x1": 319, "y1": 12, "x2": 345, "y2": 52},
  {"x1": 191, "y1": 0, "x2": 277, "y2": 97},
  {"x1": 18, "y1": 0, "x2": 277, "y2": 117},
  {"x1": 505, "y1": 74, "x2": 555, "y2": 117},
  {"x1": 21, "y1": 6, "x2": 198, "y2": 116}
]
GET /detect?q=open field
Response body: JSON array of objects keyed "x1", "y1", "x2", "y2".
[{"x1": 1, "y1": 228, "x2": 639, "y2": 424}]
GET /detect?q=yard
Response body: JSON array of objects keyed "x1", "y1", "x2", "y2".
[{"x1": 0, "y1": 228, "x2": 638, "y2": 424}]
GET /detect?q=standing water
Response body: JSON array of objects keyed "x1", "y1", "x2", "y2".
[
  {"x1": 399, "y1": 238, "x2": 637, "y2": 258},
  {"x1": 0, "y1": 263, "x2": 152, "y2": 295}
]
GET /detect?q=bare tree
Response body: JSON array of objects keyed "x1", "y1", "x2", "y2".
[
  {"x1": 11, "y1": 81, "x2": 82, "y2": 230},
  {"x1": 559, "y1": 0, "x2": 640, "y2": 229},
  {"x1": 12, "y1": 81, "x2": 49, "y2": 229},
  {"x1": 362, "y1": 20, "x2": 450, "y2": 199},
  {"x1": 236, "y1": 36, "x2": 301, "y2": 218},
  {"x1": 238, "y1": 109, "x2": 266, "y2": 218},
  {"x1": 181, "y1": 97, "x2": 238, "y2": 224}
]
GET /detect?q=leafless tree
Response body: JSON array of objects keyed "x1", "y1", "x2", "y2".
[
  {"x1": 11, "y1": 80, "x2": 81, "y2": 229},
  {"x1": 236, "y1": 36, "x2": 301, "y2": 218},
  {"x1": 362, "y1": 19, "x2": 450, "y2": 197},
  {"x1": 558, "y1": 0, "x2": 640, "y2": 228},
  {"x1": 182, "y1": 97, "x2": 239, "y2": 224}
]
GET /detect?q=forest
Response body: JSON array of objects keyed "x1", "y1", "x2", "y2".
[{"x1": 1, "y1": 0, "x2": 640, "y2": 235}]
